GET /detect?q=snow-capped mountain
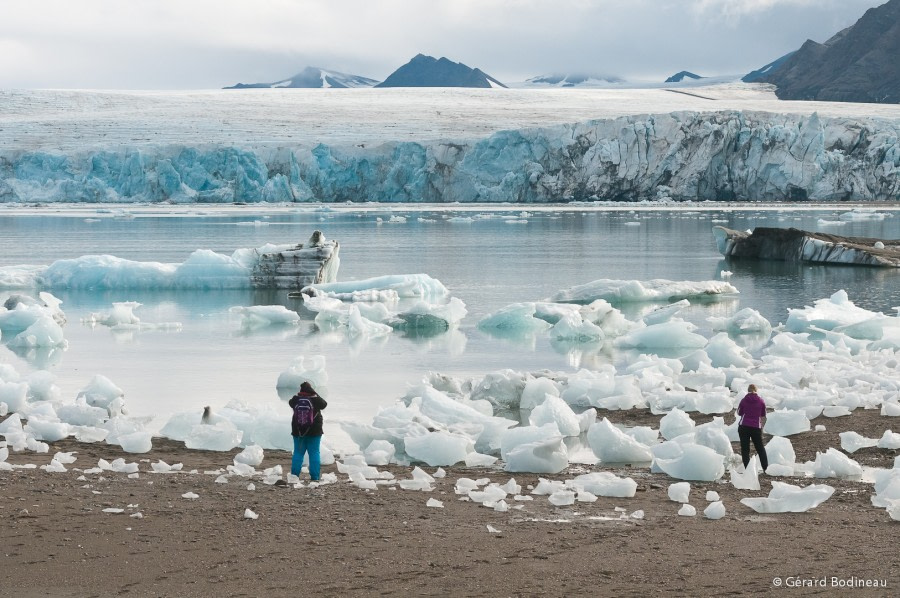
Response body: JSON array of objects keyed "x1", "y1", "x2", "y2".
[
  {"x1": 225, "y1": 67, "x2": 379, "y2": 89},
  {"x1": 753, "y1": 0, "x2": 900, "y2": 103},
  {"x1": 665, "y1": 71, "x2": 703, "y2": 83},
  {"x1": 375, "y1": 54, "x2": 506, "y2": 88},
  {"x1": 522, "y1": 73, "x2": 625, "y2": 88}
]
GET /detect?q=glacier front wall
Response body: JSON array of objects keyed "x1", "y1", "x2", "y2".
[{"x1": 1, "y1": 111, "x2": 898, "y2": 203}]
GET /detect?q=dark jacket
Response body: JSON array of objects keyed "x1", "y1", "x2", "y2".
[{"x1": 289, "y1": 391, "x2": 327, "y2": 437}]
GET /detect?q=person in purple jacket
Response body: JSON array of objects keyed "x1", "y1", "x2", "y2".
[{"x1": 737, "y1": 384, "x2": 769, "y2": 472}]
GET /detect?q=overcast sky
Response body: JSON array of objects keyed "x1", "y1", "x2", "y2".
[{"x1": 0, "y1": 0, "x2": 887, "y2": 89}]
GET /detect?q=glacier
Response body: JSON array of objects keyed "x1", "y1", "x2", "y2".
[{"x1": 1, "y1": 110, "x2": 898, "y2": 203}]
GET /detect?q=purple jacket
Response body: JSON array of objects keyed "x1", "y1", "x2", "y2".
[{"x1": 738, "y1": 393, "x2": 767, "y2": 428}]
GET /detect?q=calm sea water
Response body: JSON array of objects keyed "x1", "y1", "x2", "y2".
[{"x1": 1, "y1": 205, "x2": 898, "y2": 451}]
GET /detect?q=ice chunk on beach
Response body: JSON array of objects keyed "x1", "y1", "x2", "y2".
[
  {"x1": 364, "y1": 439, "x2": 396, "y2": 466},
  {"x1": 587, "y1": 418, "x2": 653, "y2": 464},
  {"x1": 550, "y1": 279, "x2": 738, "y2": 304},
  {"x1": 117, "y1": 430, "x2": 152, "y2": 453},
  {"x1": 548, "y1": 490, "x2": 576, "y2": 506},
  {"x1": 569, "y1": 472, "x2": 637, "y2": 498},
  {"x1": 678, "y1": 504, "x2": 697, "y2": 516},
  {"x1": 840, "y1": 431, "x2": 878, "y2": 453},
  {"x1": 504, "y1": 436, "x2": 568, "y2": 474},
  {"x1": 0, "y1": 380, "x2": 28, "y2": 414},
  {"x1": 616, "y1": 320, "x2": 708, "y2": 350},
  {"x1": 705, "y1": 333, "x2": 753, "y2": 368},
  {"x1": 77, "y1": 375, "x2": 124, "y2": 411},
  {"x1": 882, "y1": 402, "x2": 900, "y2": 417},
  {"x1": 704, "y1": 501, "x2": 726, "y2": 520},
  {"x1": 426, "y1": 498, "x2": 444, "y2": 508},
  {"x1": 655, "y1": 444, "x2": 725, "y2": 481},
  {"x1": 405, "y1": 431, "x2": 472, "y2": 466},
  {"x1": 398, "y1": 466, "x2": 435, "y2": 491},
  {"x1": 729, "y1": 458, "x2": 760, "y2": 490},
  {"x1": 529, "y1": 395, "x2": 581, "y2": 437},
  {"x1": 23, "y1": 416, "x2": 69, "y2": 442},
  {"x1": 244, "y1": 508, "x2": 259, "y2": 520},
  {"x1": 765, "y1": 436, "x2": 796, "y2": 467},
  {"x1": 56, "y1": 398, "x2": 109, "y2": 427},
  {"x1": 878, "y1": 431, "x2": 900, "y2": 450},
  {"x1": 811, "y1": 448, "x2": 863, "y2": 478},
  {"x1": 668, "y1": 482, "x2": 691, "y2": 503},
  {"x1": 151, "y1": 460, "x2": 183, "y2": 473},
  {"x1": 694, "y1": 422, "x2": 734, "y2": 458},
  {"x1": 520, "y1": 377, "x2": 560, "y2": 410},
  {"x1": 500, "y1": 423, "x2": 559, "y2": 459},
  {"x1": 660, "y1": 408, "x2": 695, "y2": 440},
  {"x1": 184, "y1": 420, "x2": 243, "y2": 451},
  {"x1": 741, "y1": 482, "x2": 835, "y2": 513},
  {"x1": 764, "y1": 410, "x2": 810, "y2": 437},
  {"x1": 234, "y1": 445, "x2": 265, "y2": 467}
]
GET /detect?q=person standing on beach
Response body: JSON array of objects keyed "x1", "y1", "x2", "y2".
[
  {"x1": 737, "y1": 384, "x2": 768, "y2": 472},
  {"x1": 289, "y1": 381, "x2": 328, "y2": 481}
]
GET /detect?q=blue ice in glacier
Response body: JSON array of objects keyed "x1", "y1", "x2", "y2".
[{"x1": 2, "y1": 111, "x2": 898, "y2": 203}]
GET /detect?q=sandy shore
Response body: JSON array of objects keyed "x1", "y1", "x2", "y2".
[{"x1": 2, "y1": 408, "x2": 898, "y2": 597}]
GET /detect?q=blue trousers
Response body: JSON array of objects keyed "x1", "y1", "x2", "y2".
[{"x1": 292, "y1": 434, "x2": 322, "y2": 480}]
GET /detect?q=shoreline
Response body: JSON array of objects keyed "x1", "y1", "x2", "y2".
[
  {"x1": 2, "y1": 408, "x2": 898, "y2": 597},
  {"x1": 2, "y1": 201, "x2": 900, "y2": 217}
]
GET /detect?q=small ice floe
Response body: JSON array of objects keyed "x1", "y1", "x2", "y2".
[
  {"x1": 181, "y1": 492, "x2": 199, "y2": 499},
  {"x1": 719, "y1": 270, "x2": 732, "y2": 279},
  {"x1": 244, "y1": 508, "x2": 259, "y2": 520}
]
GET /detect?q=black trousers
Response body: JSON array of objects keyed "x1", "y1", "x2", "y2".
[{"x1": 738, "y1": 424, "x2": 768, "y2": 471}]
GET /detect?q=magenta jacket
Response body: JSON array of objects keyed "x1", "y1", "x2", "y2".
[{"x1": 737, "y1": 392, "x2": 767, "y2": 428}]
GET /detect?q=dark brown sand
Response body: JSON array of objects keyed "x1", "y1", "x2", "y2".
[{"x1": 1, "y1": 408, "x2": 898, "y2": 598}]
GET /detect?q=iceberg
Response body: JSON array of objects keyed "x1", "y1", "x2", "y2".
[
  {"x1": 616, "y1": 320, "x2": 708, "y2": 350},
  {"x1": 0, "y1": 238, "x2": 339, "y2": 290},
  {"x1": 714, "y1": 227, "x2": 900, "y2": 268},
  {"x1": 741, "y1": 482, "x2": 835, "y2": 513},
  {"x1": 301, "y1": 274, "x2": 448, "y2": 301},
  {"x1": 551, "y1": 279, "x2": 738, "y2": 304}
]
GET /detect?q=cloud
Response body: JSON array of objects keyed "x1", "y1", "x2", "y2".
[{"x1": 0, "y1": 0, "x2": 887, "y2": 88}]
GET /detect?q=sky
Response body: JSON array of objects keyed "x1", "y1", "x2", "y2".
[{"x1": 0, "y1": 0, "x2": 889, "y2": 89}]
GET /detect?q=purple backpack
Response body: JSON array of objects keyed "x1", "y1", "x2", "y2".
[{"x1": 292, "y1": 397, "x2": 316, "y2": 428}]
